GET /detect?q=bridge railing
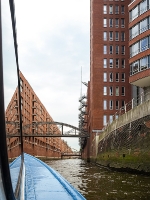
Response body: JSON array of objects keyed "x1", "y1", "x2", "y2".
[
  {"x1": 61, "y1": 152, "x2": 81, "y2": 156},
  {"x1": 103, "y1": 91, "x2": 150, "y2": 131}
]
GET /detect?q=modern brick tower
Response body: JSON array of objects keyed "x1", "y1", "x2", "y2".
[
  {"x1": 82, "y1": 0, "x2": 132, "y2": 159},
  {"x1": 89, "y1": 0, "x2": 131, "y2": 132}
]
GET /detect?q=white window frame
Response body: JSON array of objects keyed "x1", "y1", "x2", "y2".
[
  {"x1": 103, "y1": 86, "x2": 107, "y2": 95},
  {"x1": 103, "y1": 18, "x2": 107, "y2": 27},
  {"x1": 103, "y1": 100, "x2": 107, "y2": 110},
  {"x1": 103, "y1": 5, "x2": 107, "y2": 14},
  {"x1": 103, "y1": 72, "x2": 107, "y2": 82}
]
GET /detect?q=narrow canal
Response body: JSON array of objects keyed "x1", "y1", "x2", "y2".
[{"x1": 46, "y1": 158, "x2": 150, "y2": 200}]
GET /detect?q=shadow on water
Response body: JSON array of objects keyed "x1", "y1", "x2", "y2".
[{"x1": 46, "y1": 159, "x2": 150, "y2": 200}]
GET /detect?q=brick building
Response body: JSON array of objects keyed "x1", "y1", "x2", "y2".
[
  {"x1": 6, "y1": 72, "x2": 72, "y2": 159},
  {"x1": 82, "y1": 0, "x2": 132, "y2": 159},
  {"x1": 129, "y1": 0, "x2": 150, "y2": 100}
]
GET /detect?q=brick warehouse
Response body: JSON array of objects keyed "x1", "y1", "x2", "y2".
[
  {"x1": 82, "y1": 0, "x2": 132, "y2": 160},
  {"x1": 6, "y1": 72, "x2": 72, "y2": 159}
]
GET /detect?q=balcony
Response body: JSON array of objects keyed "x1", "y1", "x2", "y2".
[{"x1": 129, "y1": 68, "x2": 150, "y2": 87}]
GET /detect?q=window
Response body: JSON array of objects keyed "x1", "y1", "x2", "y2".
[
  {"x1": 103, "y1": 58, "x2": 107, "y2": 68},
  {"x1": 121, "y1": 18, "x2": 125, "y2": 27},
  {"x1": 109, "y1": 58, "x2": 113, "y2": 68},
  {"x1": 130, "y1": 60, "x2": 139, "y2": 75},
  {"x1": 116, "y1": 73, "x2": 119, "y2": 82},
  {"x1": 121, "y1": 45, "x2": 125, "y2": 55},
  {"x1": 109, "y1": 31, "x2": 113, "y2": 41},
  {"x1": 103, "y1": 100, "x2": 107, "y2": 110},
  {"x1": 121, "y1": 32, "x2": 125, "y2": 41},
  {"x1": 116, "y1": 58, "x2": 119, "y2": 68},
  {"x1": 140, "y1": 18, "x2": 148, "y2": 34},
  {"x1": 122, "y1": 59, "x2": 125, "y2": 68},
  {"x1": 116, "y1": 86, "x2": 119, "y2": 96},
  {"x1": 109, "y1": 100, "x2": 113, "y2": 110},
  {"x1": 121, "y1": 73, "x2": 125, "y2": 82},
  {"x1": 115, "y1": 31, "x2": 119, "y2": 41},
  {"x1": 140, "y1": 0, "x2": 148, "y2": 15},
  {"x1": 109, "y1": 18, "x2": 113, "y2": 27},
  {"x1": 130, "y1": 6, "x2": 138, "y2": 22},
  {"x1": 103, "y1": 32, "x2": 107, "y2": 41},
  {"x1": 109, "y1": 5, "x2": 113, "y2": 14},
  {"x1": 121, "y1": 5, "x2": 125, "y2": 14},
  {"x1": 122, "y1": 87, "x2": 125, "y2": 96},
  {"x1": 115, "y1": 18, "x2": 119, "y2": 27},
  {"x1": 103, "y1": 115, "x2": 107, "y2": 126},
  {"x1": 140, "y1": 37, "x2": 148, "y2": 52},
  {"x1": 115, "y1": 5, "x2": 119, "y2": 14},
  {"x1": 122, "y1": 100, "x2": 125, "y2": 108},
  {"x1": 109, "y1": 86, "x2": 113, "y2": 96},
  {"x1": 130, "y1": 42, "x2": 139, "y2": 57},
  {"x1": 104, "y1": 45, "x2": 107, "y2": 54},
  {"x1": 103, "y1": 72, "x2": 107, "y2": 82},
  {"x1": 109, "y1": 72, "x2": 113, "y2": 82},
  {"x1": 116, "y1": 45, "x2": 119, "y2": 54},
  {"x1": 130, "y1": 24, "x2": 139, "y2": 40},
  {"x1": 103, "y1": 18, "x2": 107, "y2": 27},
  {"x1": 110, "y1": 45, "x2": 113, "y2": 54},
  {"x1": 104, "y1": 86, "x2": 107, "y2": 95},
  {"x1": 20, "y1": 85, "x2": 23, "y2": 92},
  {"x1": 109, "y1": 115, "x2": 113, "y2": 123},
  {"x1": 140, "y1": 56, "x2": 148, "y2": 70},
  {"x1": 116, "y1": 100, "x2": 119, "y2": 110},
  {"x1": 103, "y1": 5, "x2": 107, "y2": 14}
]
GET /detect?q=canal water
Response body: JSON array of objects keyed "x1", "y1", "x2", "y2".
[{"x1": 46, "y1": 159, "x2": 150, "y2": 200}]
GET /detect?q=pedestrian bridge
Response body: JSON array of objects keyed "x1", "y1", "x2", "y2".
[
  {"x1": 6, "y1": 121, "x2": 89, "y2": 138},
  {"x1": 61, "y1": 152, "x2": 81, "y2": 158}
]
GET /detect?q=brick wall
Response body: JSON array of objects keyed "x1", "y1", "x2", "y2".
[{"x1": 6, "y1": 72, "x2": 72, "y2": 159}]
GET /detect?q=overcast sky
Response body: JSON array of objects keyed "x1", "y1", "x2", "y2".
[{"x1": 2, "y1": 0, "x2": 90, "y2": 150}]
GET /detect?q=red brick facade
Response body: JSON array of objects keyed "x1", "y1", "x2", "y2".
[
  {"x1": 6, "y1": 72, "x2": 72, "y2": 159},
  {"x1": 82, "y1": 0, "x2": 132, "y2": 160}
]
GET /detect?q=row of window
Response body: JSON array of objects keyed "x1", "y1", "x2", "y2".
[
  {"x1": 130, "y1": 55, "x2": 150, "y2": 75},
  {"x1": 130, "y1": 36, "x2": 150, "y2": 58},
  {"x1": 103, "y1": 58, "x2": 125, "y2": 68},
  {"x1": 103, "y1": 100, "x2": 125, "y2": 110},
  {"x1": 103, "y1": 114, "x2": 119, "y2": 126},
  {"x1": 129, "y1": 0, "x2": 149, "y2": 22},
  {"x1": 129, "y1": 17, "x2": 150, "y2": 40},
  {"x1": 103, "y1": 72, "x2": 125, "y2": 82},
  {"x1": 104, "y1": 31, "x2": 125, "y2": 41},
  {"x1": 103, "y1": 4, "x2": 125, "y2": 14},
  {"x1": 103, "y1": 18, "x2": 125, "y2": 27},
  {"x1": 104, "y1": 45, "x2": 125, "y2": 55},
  {"x1": 103, "y1": 86, "x2": 125, "y2": 96}
]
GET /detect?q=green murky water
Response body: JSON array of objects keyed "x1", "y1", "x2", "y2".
[{"x1": 46, "y1": 159, "x2": 150, "y2": 200}]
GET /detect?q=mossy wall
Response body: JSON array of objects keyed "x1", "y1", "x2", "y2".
[{"x1": 96, "y1": 115, "x2": 150, "y2": 174}]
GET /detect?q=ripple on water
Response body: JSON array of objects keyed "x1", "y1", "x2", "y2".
[{"x1": 46, "y1": 159, "x2": 150, "y2": 200}]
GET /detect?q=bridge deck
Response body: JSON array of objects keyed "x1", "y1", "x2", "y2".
[{"x1": 10, "y1": 154, "x2": 85, "y2": 200}]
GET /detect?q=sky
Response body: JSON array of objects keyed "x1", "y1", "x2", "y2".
[{"x1": 2, "y1": 0, "x2": 90, "y2": 150}]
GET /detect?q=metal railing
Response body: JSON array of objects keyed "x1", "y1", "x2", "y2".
[
  {"x1": 130, "y1": 5, "x2": 149, "y2": 22},
  {"x1": 130, "y1": 62, "x2": 150, "y2": 76},
  {"x1": 102, "y1": 91, "x2": 150, "y2": 131}
]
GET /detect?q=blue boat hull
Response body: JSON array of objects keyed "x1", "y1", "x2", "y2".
[{"x1": 10, "y1": 153, "x2": 86, "y2": 200}]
